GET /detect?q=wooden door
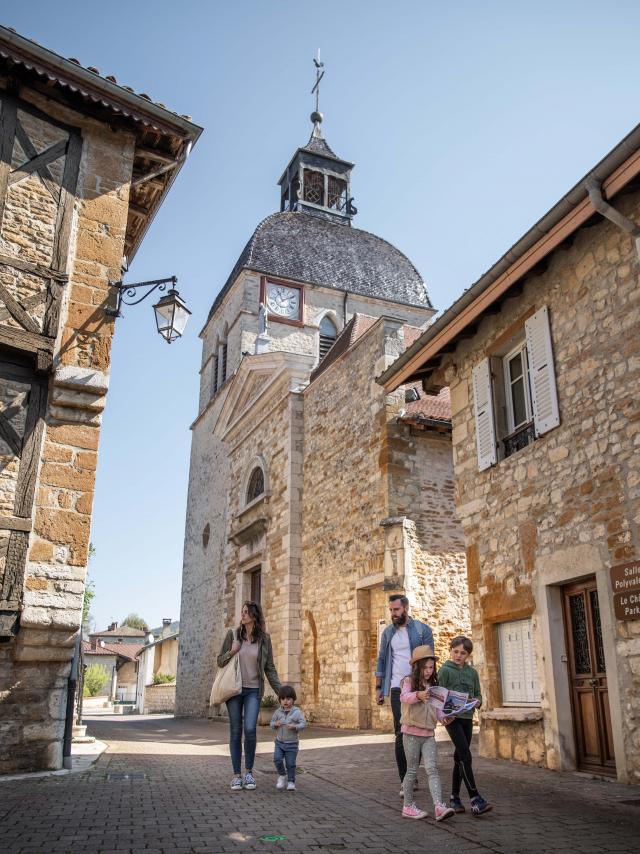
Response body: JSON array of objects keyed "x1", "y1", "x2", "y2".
[
  {"x1": 563, "y1": 578, "x2": 615, "y2": 775},
  {"x1": 0, "y1": 350, "x2": 47, "y2": 636}
]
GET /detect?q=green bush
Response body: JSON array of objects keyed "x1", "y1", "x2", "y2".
[
  {"x1": 260, "y1": 694, "x2": 278, "y2": 708},
  {"x1": 83, "y1": 663, "x2": 109, "y2": 697},
  {"x1": 152, "y1": 672, "x2": 175, "y2": 685}
]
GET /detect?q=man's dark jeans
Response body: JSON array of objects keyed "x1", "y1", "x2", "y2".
[{"x1": 390, "y1": 687, "x2": 407, "y2": 782}]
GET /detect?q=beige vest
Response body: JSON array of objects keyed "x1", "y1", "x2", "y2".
[{"x1": 400, "y1": 694, "x2": 439, "y2": 731}]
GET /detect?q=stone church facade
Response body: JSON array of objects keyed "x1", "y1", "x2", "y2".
[{"x1": 177, "y1": 117, "x2": 469, "y2": 728}]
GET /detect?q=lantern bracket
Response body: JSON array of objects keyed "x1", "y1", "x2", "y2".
[{"x1": 106, "y1": 276, "x2": 178, "y2": 317}]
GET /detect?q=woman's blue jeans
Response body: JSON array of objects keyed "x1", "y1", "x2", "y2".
[{"x1": 226, "y1": 688, "x2": 260, "y2": 774}]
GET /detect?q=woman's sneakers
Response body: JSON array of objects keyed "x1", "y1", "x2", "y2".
[
  {"x1": 402, "y1": 803, "x2": 428, "y2": 820},
  {"x1": 287, "y1": 781, "x2": 296, "y2": 791},
  {"x1": 230, "y1": 775, "x2": 243, "y2": 791},
  {"x1": 435, "y1": 802, "x2": 455, "y2": 822},
  {"x1": 276, "y1": 775, "x2": 286, "y2": 789},
  {"x1": 470, "y1": 795, "x2": 493, "y2": 816},
  {"x1": 243, "y1": 771, "x2": 257, "y2": 790},
  {"x1": 450, "y1": 795, "x2": 465, "y2": 813}
]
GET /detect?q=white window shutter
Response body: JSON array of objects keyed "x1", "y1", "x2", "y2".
[
  {"x1": 472, "y1": 358, "x2": 497, "y2": 471},
  {"x1": 525, "y1": 306, "x2": 560, "y2": 436},
  {"x1": 499, "y1": 619, "x2": 540, "y2": 705}
]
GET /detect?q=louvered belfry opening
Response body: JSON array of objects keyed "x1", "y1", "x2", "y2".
[
  {"x1": 327, "y1": 175, "x2": 346, "y2": 211},
  {"x1": 303, "y1": 169, "x2": 324, "y2": 205},
  {"x1": 318, "y1": 316, "x2": 337, "y2": 361}
]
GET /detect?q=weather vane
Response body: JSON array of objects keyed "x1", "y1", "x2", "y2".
[{"x1": 310, "y1": 48, "x2": 324, "y2": 127}]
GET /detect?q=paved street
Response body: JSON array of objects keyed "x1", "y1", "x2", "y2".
[{"x1": 0, "y1": 714, "x2": 638, "y2": 854}]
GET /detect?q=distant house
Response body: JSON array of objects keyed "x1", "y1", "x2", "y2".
[
  {"x1": 83, "y1": 637, "x2": 144, "y2": 702},
  {"x1": 89, "y1": 621, "x2": 146, "y2": 646},
  {"x1": 135, "y1": 618, "x2": 179, "y2": 714}
]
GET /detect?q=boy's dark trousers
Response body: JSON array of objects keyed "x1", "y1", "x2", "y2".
[
  {"x1": 274, "y1": 739, "x2": 298, "y2": 782},
  {"x1": 445, "y1": 718, "x2": 479, "y2": 799}
]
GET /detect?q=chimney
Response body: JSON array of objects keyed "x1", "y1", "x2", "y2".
[
  {"x1": 108, "y1": 621, "x2": 118, "y2": 631},
  {"x1": 161, "y1": 618, "x2": 171, "y2": 638},
  {"x1": 91, "y1": 637, "x2": 97, "y2": 651}
]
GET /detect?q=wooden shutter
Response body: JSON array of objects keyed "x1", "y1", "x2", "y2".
[
  {"x1": 498, "y1": 619, "x2": 540, "y2": 705},
  {"x1": 525, "y1": 306, "x2": 560, "y2": 436},
  {"x1": 472, "y1": 358, "x2": 497, "y2": 471}
]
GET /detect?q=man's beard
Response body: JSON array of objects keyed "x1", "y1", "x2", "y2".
[{"x1": 391, "y1": 613, "x2": 407, "y2": 626}]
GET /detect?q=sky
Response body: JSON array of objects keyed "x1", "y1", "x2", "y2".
[{"x1": 7, "y1": 0, "x2": 640, "y2": 631}]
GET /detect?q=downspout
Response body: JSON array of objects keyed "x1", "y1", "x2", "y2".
[
  {"x1": 343, "y1": 290, "x2": 348, "y2": 326},
  {"x1": 130, "y1": 141, "x2": 193, "y2": 188},
  {"x1": 586, "y1": 181, "x2": 640, "y2": 258}
]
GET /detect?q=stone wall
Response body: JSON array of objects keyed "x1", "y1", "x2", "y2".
[
  {"x1": 144, "y1": 683, "x2": 176, "y2": 714},
  {"x1": 0, "y1": 84, "x2": 133, "y2": 773},
  {"x1": 440, "y1": 193, "x2": 640, "y2": 782}
]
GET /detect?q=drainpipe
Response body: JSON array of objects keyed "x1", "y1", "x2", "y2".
[
  {"x1": 343, "y1": 290, "x2": 349, "y2": 326},
  {"x1": 62, "y1": 634, "x2": 81, "y2": 770},
  {"x1": 586, "y1": 181, "x2": 640, "y2": 258}
]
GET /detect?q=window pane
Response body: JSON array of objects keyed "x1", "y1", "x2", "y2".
[
  {"x1": 509, "y1": 352, "x2": 523, "y2": 382},
  {"x1": 303, "y1": 169, "x2": 324, "y2": 205},
  {"x1": 511, "y1": 377, "x2": 527, "y2": 427}
]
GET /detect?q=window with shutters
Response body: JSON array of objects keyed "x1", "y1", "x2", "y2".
[
  {"x1": 318, "y1": 316, "x2": 337, "y2": 361},
  {"x1": 498, "y1": 618, "x2": 540, "y2": 706},
  {"x1": 211, "y1": 354, "x2": 219, "y2": 397},
  {"x1": 472, "y1": 305, "x2": 559, "y2": 470},
  {"x1": 221, "y1": 341, "x2": 228, "y2": 384}
]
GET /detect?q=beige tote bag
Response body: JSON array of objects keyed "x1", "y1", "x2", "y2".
[{"x1": 210, "y1": 637, "x2": 242, "y2": 706}]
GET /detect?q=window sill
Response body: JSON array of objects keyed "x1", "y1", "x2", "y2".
[
  {"x1": 235, "y1": 492, "x2": 271, "y2": 521},
  {"x1": 481, "y1": 707, "x2": 543, "y2": 722}
]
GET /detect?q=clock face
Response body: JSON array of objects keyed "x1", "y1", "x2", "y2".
[{"x1": 266, "y1": 283, "x2": 300, "y2": 319}]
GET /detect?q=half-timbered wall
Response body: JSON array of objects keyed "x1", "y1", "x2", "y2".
[{"x1": 0, "y1": 79, "x2": 135, "y2": 773}]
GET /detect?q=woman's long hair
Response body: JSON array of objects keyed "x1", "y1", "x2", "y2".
[
  {"x1": 410, "y1": 657, "x2": 438, "y2": 692},
  {"x1": 238, "y1": 600, "x2": 266, "y2": 643}
]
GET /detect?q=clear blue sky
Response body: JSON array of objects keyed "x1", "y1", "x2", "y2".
[{"x1": 8, "y1": 1, "x2": 640, "y2": 630}]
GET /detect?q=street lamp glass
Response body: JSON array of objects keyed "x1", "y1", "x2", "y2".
[{"x1": 153, "y1": 289, "x2": 191, "y2": 343}]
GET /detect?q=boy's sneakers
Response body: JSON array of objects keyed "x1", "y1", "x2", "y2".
[
  {"x1": 276, "y1": 775, "x2": 286, "y2": 790},
  {"x1": 286, "y1": 781, "x2": 296, "y2": 791},
  {"x1": 243, "y1": 772, "x2": 257, "y2": 790},
  {"x1": 470, "y1": 795, "x2": 493, "y2": 816},
  {"x1": 450, "y1": 795, "x2": 465, "y2": 813},
  {"x1": 435, "y1": 802, "x2": 455, "y2": 822},
  {"x1": 402, "y1": 803, "x2": 427, "y2": 820},
  {"x1": 230, "y1": 775, "x2": 243, "y2": 791}
]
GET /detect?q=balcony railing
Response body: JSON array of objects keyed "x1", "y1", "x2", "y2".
[{"x1": 503, "y1": 421, "x2": 535, "y2": 458}]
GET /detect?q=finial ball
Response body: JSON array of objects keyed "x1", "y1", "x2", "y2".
[{"x1": 310, "y1": 110, "x2": 323, "y2": 125}]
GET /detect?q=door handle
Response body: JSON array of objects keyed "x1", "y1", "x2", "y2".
[{"x1": 588, "y1": 678, "x2": 598, "y2": 686}]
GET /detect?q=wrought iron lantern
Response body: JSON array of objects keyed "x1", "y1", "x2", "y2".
[{"x1": 107, "y1": 275, "x2": 191, "y2": 343}]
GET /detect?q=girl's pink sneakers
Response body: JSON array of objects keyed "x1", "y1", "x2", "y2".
[
  {"x1": 435, "y1": 802, "x2": 456, "y2": 822},
  {"x1": 402, "y1": 803, "x2": 428, "y2": 819}
]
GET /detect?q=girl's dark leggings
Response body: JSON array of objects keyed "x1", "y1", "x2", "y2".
[{"x1": 445, "y1": 717, "x2": 479, "y2": 799}]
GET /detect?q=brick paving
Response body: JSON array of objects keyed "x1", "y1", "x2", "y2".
[{"x1": 0, "y1": 714, "x2": 638, "y2": 853}]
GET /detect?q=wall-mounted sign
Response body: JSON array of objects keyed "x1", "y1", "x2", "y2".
[
  {"x1": 613, "y1": 591, "x2": 640, "y2": 621},
  {"x1": 610, "y1": 560, "x2": 640, "y2": 594}
]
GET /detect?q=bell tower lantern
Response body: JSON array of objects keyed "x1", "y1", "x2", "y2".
[{"x1": 278, "y1": 52, "x2": 356, "y2": 226}]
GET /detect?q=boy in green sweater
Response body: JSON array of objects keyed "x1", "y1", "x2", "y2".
[{"x1": 438, "y1": 636, "x2": 493, "y2": 816}]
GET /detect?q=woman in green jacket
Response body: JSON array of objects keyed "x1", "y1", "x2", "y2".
[{"x1": 217, "y1": 601, "x2": 281, "y2": 791}]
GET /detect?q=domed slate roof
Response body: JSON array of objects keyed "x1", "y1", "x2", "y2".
[{"x1": 207, "y1": 212, "x2": 431, "y2": 323}]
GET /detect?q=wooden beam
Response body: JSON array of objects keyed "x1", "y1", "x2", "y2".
[{"x1": 134, "y1": 146, "x2": 177, "y2": 165}]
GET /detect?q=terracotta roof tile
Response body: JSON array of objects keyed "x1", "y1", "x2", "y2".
[{"x1": 403, "y1": 386, "x2": 451, "y2": 424}]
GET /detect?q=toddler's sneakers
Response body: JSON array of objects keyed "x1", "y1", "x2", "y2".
[
  {"x1": 402, "y1": 803, "x2": 427, "y2": 820},
  {"x1": 287, "y1": 781, "x2": 296, "y2": 791},
  {"x1": 243, "y1": 772, "x2": 257, "y2": 790},
  {"x1": 450, "y1": 795, "x2": 465, "y2": 813},
  {"x1": 276, "y1": 775, "x2": 286, "y2": 790},
  {"x1": 230, "y1": 775, "x2": 243, "y2": 791},
  {"x1": 470, "y1": 795, "x2": 493, "y2": 816},
  {"x1": 435, "y1": 802, "x2": 455, "y2": 822}
]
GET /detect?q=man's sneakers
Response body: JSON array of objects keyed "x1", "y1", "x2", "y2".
[
  {"x1": 276, "y1": 775, "x2": 286, "y2": 790},
  {"x1": 230, "y1": 775, "x2": 243, "y2": 791},
  {"x1": 287, "y1": 781, "x2": 296, "y2": 791},
  {"x1": 435, "y1": 802, "x2": 455, "y2": 822},
  {"x1": 450, "y1": 795, "x2": 465, "y2": 813},
  {"x1": 243, "y1": 771, "x2": 257, "y2": 790},
  {"x1": 470, "y1": 795, "x2": 493, "y2": 816},
  {"x1": 402, "y1": 803, "x2": 428, "y2": 820}
]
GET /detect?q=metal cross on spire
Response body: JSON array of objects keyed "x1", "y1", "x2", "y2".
[{"x1": 310, "y1": 49, "x2": 324, "y2": 132}]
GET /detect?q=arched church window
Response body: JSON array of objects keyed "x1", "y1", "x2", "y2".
[
  {"x1": 319, "y1": 316, "x2": 338, "y2": 360},
  {"x1": 246, "y1": 467, "x2": 265, "y2": 504},
  {"x1": 304, "y1": 169, "x2": 324, "y2": 205}
]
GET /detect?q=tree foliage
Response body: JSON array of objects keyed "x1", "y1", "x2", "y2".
[
  {"x1": 122, "y1": 613, "x2": 149, "y2": 631},
  {"x1": 152, "y1": 672, "x2": 175, "y2": 685},
  {"x1": 83, "y1": 663, "x2": 109, "y2": 697}
]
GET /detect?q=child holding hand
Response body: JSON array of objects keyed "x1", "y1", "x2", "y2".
[
  {"x1": 400, "y1": 645, "x2": 455, "y2": 822},
  {"x1": 270, "y1": 685, "x2": 306, "y2": 791}
]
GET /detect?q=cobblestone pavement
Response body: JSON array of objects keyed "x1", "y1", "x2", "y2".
[{"x1": 1, "y1": 714, "x2": 638, "y2": 853}]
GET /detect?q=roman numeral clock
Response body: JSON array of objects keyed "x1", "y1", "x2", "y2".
[{"x1": 265, "y1": 280, "x2": 302, "y2": 323}]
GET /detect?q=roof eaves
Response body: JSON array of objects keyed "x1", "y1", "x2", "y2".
[{"x1": 378, "y1": 119, "x2": 640, "y2": 391}]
